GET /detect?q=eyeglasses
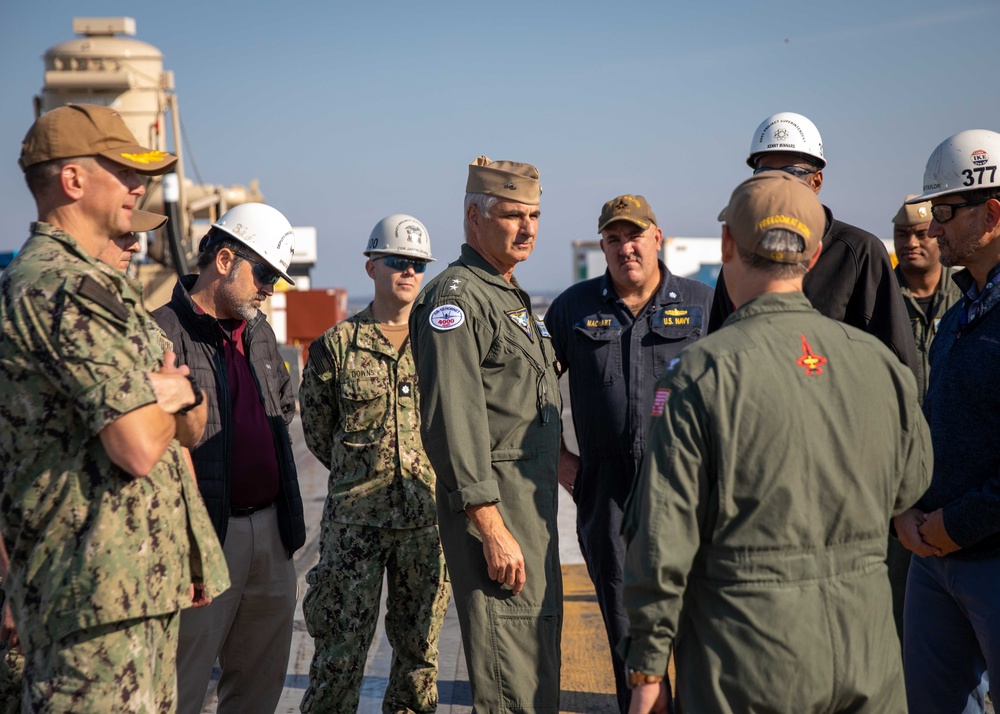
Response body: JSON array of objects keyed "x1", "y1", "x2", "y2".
[
  {"x1": 380, "y1": 256, "x2": 428, "y2": 273},
  {"x1": 930, "y1": 199, "x2": 989, "y2": 224},
  {"x1": 232, "y1": 251, "x2": 281, "y2": 286},
  {"x1": 752, "y1": 165, "x2": 817, "y2": 179}
]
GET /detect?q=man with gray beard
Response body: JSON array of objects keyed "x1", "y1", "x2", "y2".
[{"x1": 153, "y1": 203, "x2": 305, "y2": 714}]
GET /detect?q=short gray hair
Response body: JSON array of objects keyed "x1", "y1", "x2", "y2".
[
  {"x1": 463, "y1": 193, "x2": 499, "y2": 239},
  {"x1": 736, "y1": 228, "x2": 809, "y2": 278}
]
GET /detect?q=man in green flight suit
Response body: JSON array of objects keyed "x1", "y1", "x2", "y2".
[
  {"x1": 410, "y1": 156, "x2": 563, "y2": 712},
  {"x1": 298, "y1": 214, "x2": 450, "y2": 713},
  {"x1": 621, "y1": 172, "x2": 932, "y2": 714}
]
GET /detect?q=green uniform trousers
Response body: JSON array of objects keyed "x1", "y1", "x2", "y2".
[
  {"x1": 439, "y1": 473, "x2": 563, "y2": 713},
  {"x1": 302, "y1": 522, "x2": 450, "y2": 714}
]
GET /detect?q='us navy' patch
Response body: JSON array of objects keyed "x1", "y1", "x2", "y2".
[
  {"x1": 655, "y1": 305, "x2": 703, "y2": 327},
  {"x1": 506, "y1": 308, "x2": 533, "y2": 339}
]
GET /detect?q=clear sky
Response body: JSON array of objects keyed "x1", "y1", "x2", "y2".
[{"x1": 1, "y1": 1, "x2": 998, "y2": 299}]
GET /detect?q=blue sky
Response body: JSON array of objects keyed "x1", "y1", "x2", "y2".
[{"x1": 1, "y1": 1, "x2": 998, "y2": 298}]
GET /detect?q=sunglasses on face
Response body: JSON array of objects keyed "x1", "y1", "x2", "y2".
[
  {"x1": 380, "y1": 256, "x2": 428, "y2": 273},
  {"x1": 233, "y1": 251, "x2": 281, "y2": 286},
  {"x1": 930, "y1": 199, "x2": 988, "y2": 224},
  {"x1": 752, "y1": 165, "x2": 817, "y2": 179}
]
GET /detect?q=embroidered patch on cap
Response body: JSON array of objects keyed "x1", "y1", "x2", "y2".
[
  {"x1": 650, "y1": 388, "x2": 671, "y2": 416},
  {"x1": 429, "y1": 304, "x2": 465, "y2": 331}
]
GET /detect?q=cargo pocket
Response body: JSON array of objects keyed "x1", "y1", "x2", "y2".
[
  {"x1": 339, "y1": 374, "x2": 390, "y2": 446},
  {"x1": 488, "y1": 601, "x2": 561, "y2": 710}
]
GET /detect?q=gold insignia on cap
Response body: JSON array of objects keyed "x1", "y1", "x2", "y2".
[
  {"x1": 918, "y1": 206, "x2": 928, "y2": 218},
  {"x1": 120, "y1": 150, "x2": 170, "y2": 165}
]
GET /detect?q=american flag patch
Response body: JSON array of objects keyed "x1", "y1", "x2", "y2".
[{"x1": 650, "y1": 388, "x2": 671, "y2": 416}]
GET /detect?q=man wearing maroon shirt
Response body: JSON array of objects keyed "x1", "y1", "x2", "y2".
[{"x1": 153, "y1": 203, "x2": 305, "y2": 714}]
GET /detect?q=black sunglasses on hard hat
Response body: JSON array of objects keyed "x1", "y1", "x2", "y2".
[{"x1": 752, "y1": 165, "x2": 817, "y2": 179}]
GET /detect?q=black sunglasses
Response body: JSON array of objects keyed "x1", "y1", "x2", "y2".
[
  {"x1": 380, "y1": 256, "x2": 428, "y2": 273},
  {"x1": 752, "y1": 165, "x2": 817, "y2": 179},
  {"x1": 930, "y1": 199, "x2": 989, "y2": 224},
  {"x1": 232, "y1": 251, "x2": 281, "y2": 286}
]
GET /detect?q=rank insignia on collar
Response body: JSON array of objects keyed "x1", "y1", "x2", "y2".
[
  {"x1": 796, "y1": 335, "x2": 827, "y2": 376},
  {"x1": 505, "y1": 307, "x2": 533, "y2": 339}
]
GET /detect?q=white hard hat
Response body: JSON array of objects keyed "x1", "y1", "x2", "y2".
[
  {"x1": 747, "y1": 112, "x2": 826, "y2": 169},
  {"x1": 364, "y1": 214, "x2": 435, "y2": 261},
  {"x1": 210, "y1": 203, "x2": 296, "y2": 285},
  {"x1": 908, "y1": 129, "x2": 1000, "y2": 203}
]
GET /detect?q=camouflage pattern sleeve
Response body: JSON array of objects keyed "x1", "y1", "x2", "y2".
[
  {"x1": 20, "y1": 273, "x2": 159, "y2": 436},
  {"x1": 300, "y1": 332, "x2": 342, "y2": 471}
]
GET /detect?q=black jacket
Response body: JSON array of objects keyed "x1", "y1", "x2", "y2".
[
  {"x1": 153, "y1": 275, "x2": 305, "y2": 556},
  {"x1": 708, "y1": 206, "x2": 919, "y2": 376}
]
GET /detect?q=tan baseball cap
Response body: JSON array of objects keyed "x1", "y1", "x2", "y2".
[
  {"x1": 466, "y1": 155, "x2": 541, "y2": 205},
  {"x1": 893, "y1": 194, "x2": 932, "y2": 226},
  {"x1": 130, "y1": 209, "x2": 167, "y2": 233},
  {"x1": 598, "y1": 194, "x2": 658, "y2": 233},
  {"x1": 19, "y1": 104, "x2": 177, "y2": 175},
  {"x1": 724, "y1": 171, "x2": 825, "y2": 264}
]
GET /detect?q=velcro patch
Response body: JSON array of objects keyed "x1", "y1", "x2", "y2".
[
  {"x1": 650, "y1": 388, "x2": 671, "y2": 416},
  {"x1": 505, "y1": 308, "x2": 532, "y2": 339},
  {"x1": 429, "y1": 304, "x2": 465, "y2": 331}
]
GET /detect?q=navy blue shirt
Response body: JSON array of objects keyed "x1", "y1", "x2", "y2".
[
  {"x1": 545, "y1": 263, "x2": 713, "y2": 506},
  {"x1": 921, "y1": 265, "x2": 1000, "y2": 559}
]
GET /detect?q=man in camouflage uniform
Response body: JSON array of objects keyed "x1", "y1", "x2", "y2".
[
  {"x1": 0, "y1": 104, "x2": 228, "y2": 712},
  {"x1": 299, "y1": 215, "x2": 449, "y2": 713},
  {"x1": 0, "y1": 206, "x2": 184, "y2": 713},
  {"x1": 410, "y1": 157, "x2": 563, "y2": 711}
]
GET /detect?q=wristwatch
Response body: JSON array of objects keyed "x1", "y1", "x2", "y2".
[
  {"x1": 628, "y1": 669, "x2": 664, "y2": 688},
  {"x1": 177, "y1": 373, "x2": 204, "y2": 415}
]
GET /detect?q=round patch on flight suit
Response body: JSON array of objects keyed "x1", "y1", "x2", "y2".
[{"x1": 429, "y1": 304, "x2": 465, "y2": 331}]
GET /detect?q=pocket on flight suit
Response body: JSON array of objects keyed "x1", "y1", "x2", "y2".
[
  {"x1": 487, "y1": 599, "x2": 561, "y2": 709},
  {"x1": 571, "y1": 324, "x2": 622, "y2": 387}
]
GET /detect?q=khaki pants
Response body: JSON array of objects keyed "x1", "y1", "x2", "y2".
[{"x1": 175, "y1": 506, "x2": 297, "y2": 714}]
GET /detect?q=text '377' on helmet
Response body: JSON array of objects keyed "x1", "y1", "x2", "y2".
[
  {"x1": 747, "y1": 111, "x2": 826, "y2": 170},
  {"x1": 908, "y1": 129, "x2": 1000, "y2": 203},
  {"x1": 211, "y1": 203, "x2": 296, "y2": 285},
  {"x1": 364, "y1": 214, "x2": 435, "y2": 261}
]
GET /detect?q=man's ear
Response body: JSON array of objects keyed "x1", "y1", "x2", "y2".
[
  {"x1": 721, "y1": 224, "x2": 735, "y2": 264},
  {"x1": 808, "y1": 170, "x2": 823, "y2": 195}
]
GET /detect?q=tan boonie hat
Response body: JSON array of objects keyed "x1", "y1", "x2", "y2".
[
  {"x1": 724, "y1": 171, "x2": 825, "y2": 264},
  {"x1": 130, "y1": 209, "x2": 167, "y2": 233},
  {"x1": 598, "y1": 194, "x2": 658, "y2": 233},
  {"x1": 19, "y1": 104, "x2": 177, "y2": 175},
  {"x1": 466, "y1": 155, "x2": 541, "y2": 205},
  {"x1": 893, "y1": 194, "x2": 932, "y2": 226}
]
